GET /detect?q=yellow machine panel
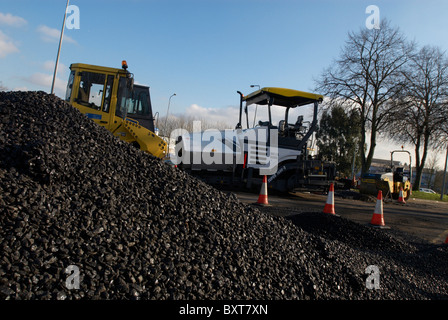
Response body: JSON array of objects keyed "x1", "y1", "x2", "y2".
[{"x1": 65, "y1": 62, "x2": 167, "y2": 158}]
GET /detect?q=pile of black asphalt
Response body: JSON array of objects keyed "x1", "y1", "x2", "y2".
[{"x1": 0, "y1": 91, "x2": 447, "y2": 300}]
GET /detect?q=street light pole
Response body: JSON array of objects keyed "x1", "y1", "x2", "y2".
[
  {"x1": 250, "y1": 85, "x2": 260, "y2": 127},
  {"x1": 163, "y1": 93, "x2": 176, "y2": 154},
  {"x1": 164, "y1": 93, "x2": 176, "y2": 135},
  {"x1": 153, "y1": 112, "x2": 159, "y2": 135},
  {"x1": 441, "y1": 142, "x2": 448, "y2": 200},
  {"x1": 51, "y1": 0, "x2": 70, "y2": 95}
]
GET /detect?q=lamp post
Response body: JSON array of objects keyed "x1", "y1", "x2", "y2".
[
  {"x1": 51, "y1": 0, "x2": 70, "y2": 95},
  {"x1": 441, "y1": 142, "x2": 448, "y2": 200},
  {"x1": 250, "y1": 85, "x2": 260, "y2": 127},
  {"x1": 164, "y1": 93, "x2": 176, "y2": 135},
  {"x1": 153, "y1": 111, "x2": 159, "y2": 135},
  {"x1": 164, "y1": 93, "x2": 176, "y2": 154}
]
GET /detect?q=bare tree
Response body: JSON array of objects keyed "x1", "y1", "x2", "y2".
[
  {"x1": 157, "y1": 114, "x2": 234, "y2": 155},
  {"x1": 425, "y1": 153, "x2": 440, "y2": 188},
  {"x1": 315, "y1": 19, "x2": 414, "y2": 175},
  {"x1": 385, "y1": 45, "x2": 448, "y2": 190},
  {"x1": 158, "y1": 114, "x2": 232, "y2": 138}
]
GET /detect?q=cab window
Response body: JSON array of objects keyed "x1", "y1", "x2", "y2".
[
  {"x1": 102, "y1": 75, "x2": 114, "y2": 113},
  {"x1": 65, "y1": 70, "x2": 75, "y2": 102},
  {"x1": 76, "y1": 72, "x2": 106, "y2": 110},
  {"x1": 116, "y1": 77, "x2": 130, "y2": 118},
  {"x1": 128, "y1": 86, "x2": 151, "y2": 116}
]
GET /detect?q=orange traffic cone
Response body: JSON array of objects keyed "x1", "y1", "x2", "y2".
[
  {"x1": 323, "y1": 183, "x2": 336, "y2": 215},
  {"x1": 397, "y1": 186, "x2": 406, "y2": 204},
  {"x1": 370, "y1": 190, "x2": 389, "y2": 228},
  {"x1": 255, "y1": 175, "x2": 269, "y2": 206}
]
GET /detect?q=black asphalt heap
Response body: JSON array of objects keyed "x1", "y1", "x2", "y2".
[{"x1": 0, "y1": 91, "x2": 447, "y2": 300}]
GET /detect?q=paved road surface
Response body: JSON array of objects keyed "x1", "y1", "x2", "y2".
[{"x1": 235, "y1": 190, "x2": 448, "y2": 244}]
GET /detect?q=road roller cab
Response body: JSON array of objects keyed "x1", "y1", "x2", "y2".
[{"x1": 65, "y1": 61, "x2": 167, "y2": 158}]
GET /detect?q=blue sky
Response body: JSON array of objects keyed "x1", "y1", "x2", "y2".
[{"x1": 1, "y1": 0, "x2": 448, "y2": 165}]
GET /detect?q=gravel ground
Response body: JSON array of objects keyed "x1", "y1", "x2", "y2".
[{"x1": 0, "y1": 91, "x2": 447, "y2": 300}]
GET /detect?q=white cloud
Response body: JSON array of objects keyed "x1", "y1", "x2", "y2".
[
  {"x1": 184, "y1": 104, "x2": 238, "y2": 127},
  {"x1": 0, "y1": 30, "x2": 19, "y2": 58},
  {"x1": 22, "y1": 72, "x2": 67, "y2": 98},
  {"x1": 43, "y1": 60, "x2": 68, "y2": 74},
  {"x1": 13, "y1": 86, "x2": 28, "y2": 91},
  {"x1": 0, "y1": 12, "x2": 27, "y2": 27},
  {"x1": 43, "y1": 60, "x2": 55, "y2": 71},
  {"x1": 134, "y1": 80, "x2": 150, "y2": 87},
  {"x1": 37, "y1": 25, "x2": 76, "y2": 44},
  {"x1": 182, "y1": 102, "x2": 315, "y2": 130}
]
